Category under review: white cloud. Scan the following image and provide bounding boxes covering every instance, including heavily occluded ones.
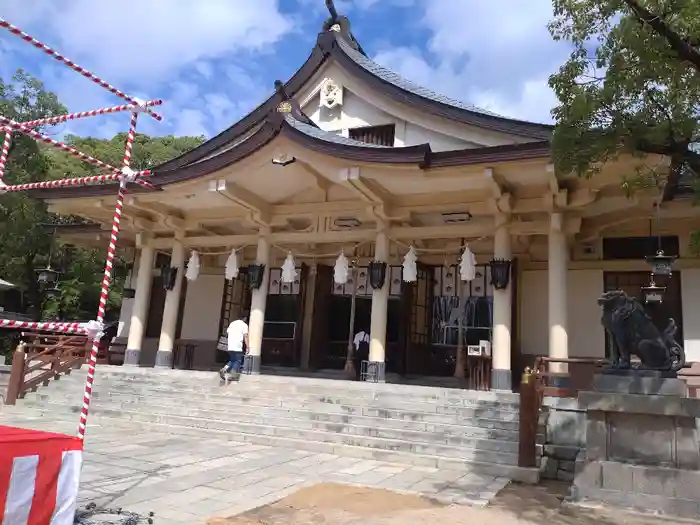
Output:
[2,1,293,82]
[371,0,568,123]
[1,0,567,139]
[1,1,294,139]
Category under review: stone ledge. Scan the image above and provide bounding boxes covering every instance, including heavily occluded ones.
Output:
[574,460,700,509]
[593,375,687,396]
[578,391,700,417]
[570,485,700,520]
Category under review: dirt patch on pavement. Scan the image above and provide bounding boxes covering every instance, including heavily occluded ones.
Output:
[207,481,699,525]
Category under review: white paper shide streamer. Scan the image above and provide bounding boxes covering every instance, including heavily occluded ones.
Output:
[225,249,239,281]
[281,252,297,283]
[334,252,349,284]
[185,250,200,281]
[459,245,477,281]
[402,246,417,282]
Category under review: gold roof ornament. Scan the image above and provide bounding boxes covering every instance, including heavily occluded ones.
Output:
[277,101,292,113]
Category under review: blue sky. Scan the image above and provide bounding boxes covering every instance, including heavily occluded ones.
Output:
[0,0,569,141]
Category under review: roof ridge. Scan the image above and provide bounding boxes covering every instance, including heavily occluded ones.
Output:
[333,34,540,124]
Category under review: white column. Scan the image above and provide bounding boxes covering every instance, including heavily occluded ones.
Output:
[124,236,155,366]
[368,227,389,381]
[246,234,270,374]
[491,215,512,391]
[548,212,569,381]
[155,238,185,367]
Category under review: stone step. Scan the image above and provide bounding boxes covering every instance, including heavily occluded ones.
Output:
[4,404,536,470]
[45,379,522,417]
[23,397,544,447]
[115,384,520,409]
[0,408,540,484]
[81,367,522,403]
[28,389,536,433]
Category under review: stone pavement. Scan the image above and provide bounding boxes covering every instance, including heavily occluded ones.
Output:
[2,414,509,525]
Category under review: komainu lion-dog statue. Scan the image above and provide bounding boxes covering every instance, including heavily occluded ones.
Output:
[598,290,685,372]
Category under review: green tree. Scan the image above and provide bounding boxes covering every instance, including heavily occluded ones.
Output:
[40,133,204,321]
[0,70,67,320]
[0,69,205,331]
[548,0,700,195]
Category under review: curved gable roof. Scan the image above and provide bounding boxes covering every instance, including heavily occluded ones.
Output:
[155,13,551,172]
[31,103,549,199]
[31,11,553,200]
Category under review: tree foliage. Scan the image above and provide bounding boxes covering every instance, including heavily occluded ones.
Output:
[548,0,700,195]
[0,69,205,333]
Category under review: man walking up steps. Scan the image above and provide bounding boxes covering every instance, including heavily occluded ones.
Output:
[219,315,249,381]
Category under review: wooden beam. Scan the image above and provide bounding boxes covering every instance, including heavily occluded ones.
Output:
[154,218,582,249]
[546,163,559,194]
[208,179,271,226]
[296,160,332,192]
[578,201,697,241]
[484,167,506,199]
[338,166,401,221]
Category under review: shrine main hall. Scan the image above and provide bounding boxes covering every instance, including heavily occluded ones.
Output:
[35,9,700,390]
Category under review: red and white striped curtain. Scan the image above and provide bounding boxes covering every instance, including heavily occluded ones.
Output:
[0,426,82,525]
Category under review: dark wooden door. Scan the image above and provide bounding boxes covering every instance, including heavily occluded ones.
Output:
[145,275,167,338]
[309,264,333,370]
[293,264,308,367]
[404,263,433,375]
[603,271,683,357]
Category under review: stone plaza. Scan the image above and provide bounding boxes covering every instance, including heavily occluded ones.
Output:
[0,410,508,524]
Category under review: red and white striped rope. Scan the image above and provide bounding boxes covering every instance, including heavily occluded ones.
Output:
[77,111,140,441]
[0,19,163,121]
[0,130,11,181]
[2,173,155,192]
[0,320,87,334]
[19,99,163,128]
[0,116,151,179]
[3,173,121,191]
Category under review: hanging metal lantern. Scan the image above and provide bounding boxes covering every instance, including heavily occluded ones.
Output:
[44,284,61,298]
[247,264,266,290]
[645,249,676,277]
[36,266,60,285]
[641,278,666,304]
[489,259,512,290]
[368,261,387,290]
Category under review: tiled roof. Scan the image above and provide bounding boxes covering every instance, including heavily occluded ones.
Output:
[336,36,506,119]
[284,114,392,148]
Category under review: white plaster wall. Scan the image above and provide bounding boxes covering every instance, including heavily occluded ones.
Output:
[117,297,134,338]
[568,270,605,358]
[520,269,604,358]
[681,269,700,363]
[180,275,225,340]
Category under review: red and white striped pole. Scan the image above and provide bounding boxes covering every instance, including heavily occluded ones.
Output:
[0,19,162,121]
[77,111,140,441]
[19,99,162,128]
[0,130,12,181]
[0,116,151,179]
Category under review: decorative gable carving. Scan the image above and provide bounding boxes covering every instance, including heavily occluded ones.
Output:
[319,78,344,109]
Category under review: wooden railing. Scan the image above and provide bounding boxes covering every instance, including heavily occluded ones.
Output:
[5,331,89,405]
[518,356,608,468]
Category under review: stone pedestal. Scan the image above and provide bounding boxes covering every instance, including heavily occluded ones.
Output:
[570,371,700,518]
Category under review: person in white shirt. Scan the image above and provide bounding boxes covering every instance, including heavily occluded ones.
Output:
[352,329,370,381]
[219,316,249,380]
